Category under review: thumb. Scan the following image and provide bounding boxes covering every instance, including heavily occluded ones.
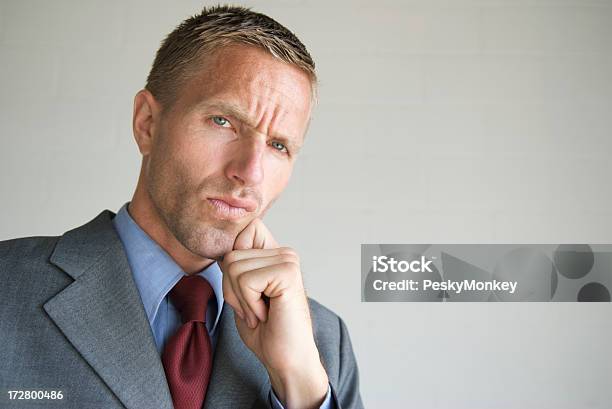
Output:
[234,218,278,250]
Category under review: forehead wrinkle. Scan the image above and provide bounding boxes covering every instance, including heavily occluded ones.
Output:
[252,95,277,141]
[250,79,310,144]
[251,94,305,152]
[267,103,285,145]
[250,98,302,153]
[252,75,307,117]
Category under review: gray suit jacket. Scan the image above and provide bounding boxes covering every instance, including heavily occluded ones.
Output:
[0,210,363,409]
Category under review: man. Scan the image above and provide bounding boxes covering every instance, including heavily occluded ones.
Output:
[0,5,363,409]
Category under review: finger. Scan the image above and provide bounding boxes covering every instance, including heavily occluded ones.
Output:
[229,253,299,278]
[233,310,246,328]
[253,220,270,249]
[237,261,303,322]
[222,251,299,326]
[234,219,278,250]
[234,220,256,250]
[222,273,245,320]
[225,255,292,323]
[233,280,260,329]
[224,247,295,265]
[223,261,260,328]
[256,220,279,249]
[233,309,254,340]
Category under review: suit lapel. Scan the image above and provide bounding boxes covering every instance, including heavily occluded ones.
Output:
[43,210,173,409]
[204,304,271,409]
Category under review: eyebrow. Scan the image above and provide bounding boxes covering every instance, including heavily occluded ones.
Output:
[195,100,303,153]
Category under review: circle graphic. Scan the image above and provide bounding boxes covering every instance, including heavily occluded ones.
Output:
[493,247,558,301]
[577,282,610,302]
[553,244,594,279]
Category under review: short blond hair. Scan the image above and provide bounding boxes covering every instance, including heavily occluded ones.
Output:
[145,5,317,110]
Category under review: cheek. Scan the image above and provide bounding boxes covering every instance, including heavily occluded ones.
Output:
[175,131,227,179]
[263,161,293,200]
[149,141,207,202]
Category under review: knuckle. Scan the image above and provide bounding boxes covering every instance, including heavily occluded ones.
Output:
[279,246,294,255]
[236,272,248,287]
[280,253,299,265]
[225,295,240,311]
[227,261,240,277]
[223,250,238,265]
[279,247,298,260]
[281,261,300,273]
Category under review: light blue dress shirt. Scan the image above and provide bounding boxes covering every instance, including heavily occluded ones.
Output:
[112,202,334,409]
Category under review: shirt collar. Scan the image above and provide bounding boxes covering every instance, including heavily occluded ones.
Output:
[112,202,224,331]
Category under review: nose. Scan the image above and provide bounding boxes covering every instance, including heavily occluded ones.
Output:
[225,135,265,187]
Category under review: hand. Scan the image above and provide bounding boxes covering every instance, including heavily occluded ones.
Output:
[219,218,329,409]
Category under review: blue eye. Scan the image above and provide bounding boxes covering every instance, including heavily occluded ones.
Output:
[270,141,287,153]
[212,116,231,127]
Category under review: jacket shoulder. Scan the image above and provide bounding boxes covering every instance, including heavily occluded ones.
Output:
[0,235,59,268]
[0,235,66,301]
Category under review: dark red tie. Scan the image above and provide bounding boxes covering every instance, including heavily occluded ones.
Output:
[162,275,215,409]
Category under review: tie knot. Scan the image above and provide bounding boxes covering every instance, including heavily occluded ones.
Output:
[169,275,214,323]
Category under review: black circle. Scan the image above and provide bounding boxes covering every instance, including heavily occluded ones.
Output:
[577,282,610,302]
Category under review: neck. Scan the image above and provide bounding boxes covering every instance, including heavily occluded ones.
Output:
[128,176,215,275]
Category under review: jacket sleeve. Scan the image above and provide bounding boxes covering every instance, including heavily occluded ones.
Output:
[269,383,335,409]
[330,316,364,409]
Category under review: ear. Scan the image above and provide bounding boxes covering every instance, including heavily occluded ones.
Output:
[132,89,161,156]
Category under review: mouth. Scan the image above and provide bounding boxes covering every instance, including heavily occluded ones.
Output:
[206,197,256,221]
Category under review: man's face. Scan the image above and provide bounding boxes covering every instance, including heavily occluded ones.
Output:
[144,44,313,259]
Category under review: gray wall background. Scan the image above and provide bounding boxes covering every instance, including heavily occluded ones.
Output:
[1,1,611,407]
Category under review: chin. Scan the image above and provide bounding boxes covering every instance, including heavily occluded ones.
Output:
[185,226,238,260]
[170,210,248,260]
